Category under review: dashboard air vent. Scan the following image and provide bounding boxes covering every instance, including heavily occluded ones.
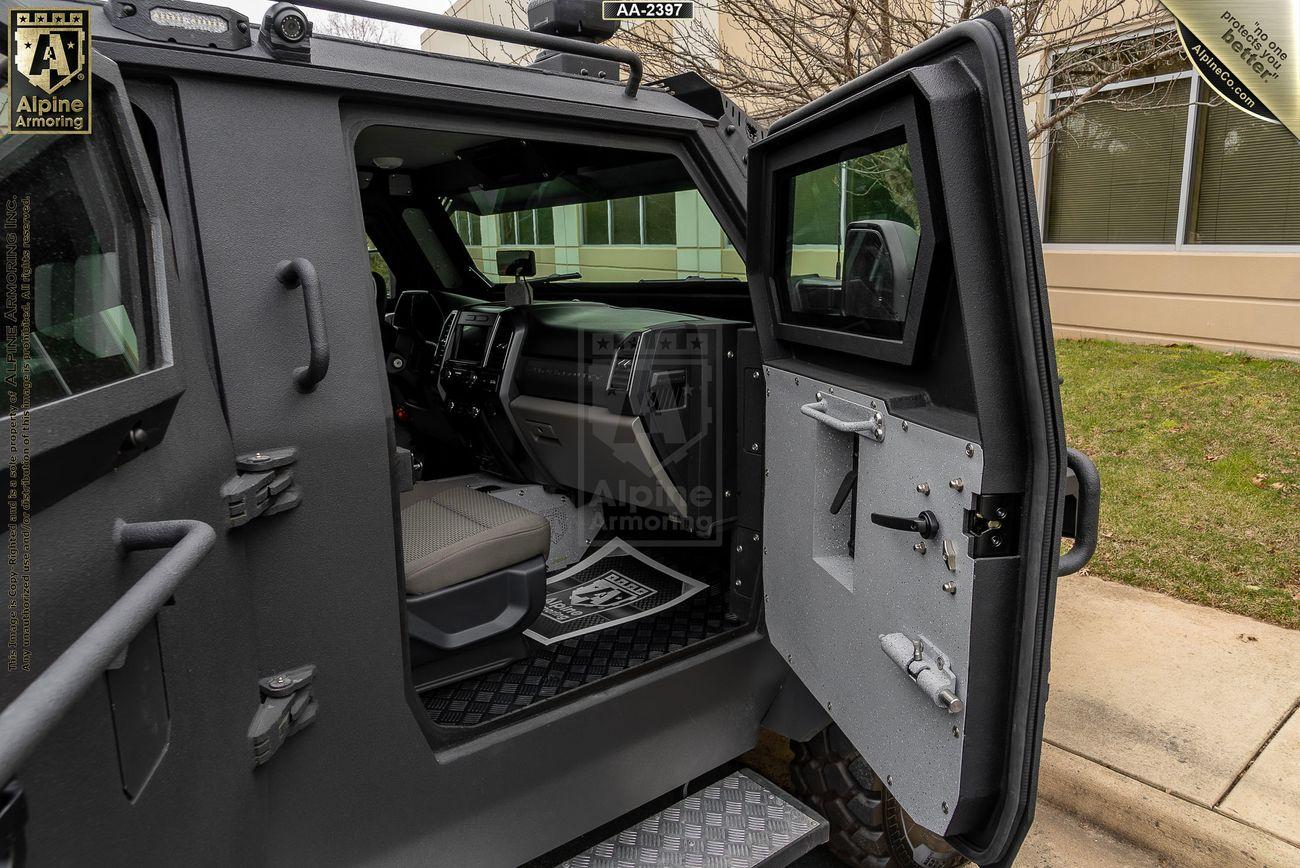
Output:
[435,312,456,360]
[605,331,642,394]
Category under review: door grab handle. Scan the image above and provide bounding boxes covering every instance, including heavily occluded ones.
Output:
[0,519,215,786]
[1058,448,1100,576]
[277,258,330,392]
[800,399,884,441]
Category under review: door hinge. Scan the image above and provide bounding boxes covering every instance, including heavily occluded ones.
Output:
[880,633,963,714]
[247,664,318,767]
[222,447,301,528]
[963,492,1021,557]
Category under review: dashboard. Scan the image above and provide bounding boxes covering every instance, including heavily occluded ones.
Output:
[428,300,742,533]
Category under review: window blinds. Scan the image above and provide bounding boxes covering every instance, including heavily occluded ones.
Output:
[1046,79,1190,243]
[1192,103,1300,244]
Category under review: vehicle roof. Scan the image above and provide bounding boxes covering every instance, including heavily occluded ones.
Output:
[68,0,718,127]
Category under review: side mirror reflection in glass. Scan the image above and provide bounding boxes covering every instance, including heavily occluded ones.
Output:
[841,219,919,324]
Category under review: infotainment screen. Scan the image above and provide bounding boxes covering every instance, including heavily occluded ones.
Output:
[454,323,489,363]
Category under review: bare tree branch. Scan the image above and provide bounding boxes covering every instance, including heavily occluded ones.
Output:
[317,12,399,45]
[436,0,1179,141]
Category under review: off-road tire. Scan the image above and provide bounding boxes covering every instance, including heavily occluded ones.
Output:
[789,724,968,868]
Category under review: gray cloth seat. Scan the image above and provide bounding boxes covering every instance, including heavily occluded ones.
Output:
[400,481,550,595]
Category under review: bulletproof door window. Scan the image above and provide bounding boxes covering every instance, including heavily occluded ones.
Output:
[2,111,153,407]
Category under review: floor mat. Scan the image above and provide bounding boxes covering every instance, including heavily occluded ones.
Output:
[525,538,707,646]
[421,584,732,728]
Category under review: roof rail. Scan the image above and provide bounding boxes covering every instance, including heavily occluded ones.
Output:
[296,0,643,97]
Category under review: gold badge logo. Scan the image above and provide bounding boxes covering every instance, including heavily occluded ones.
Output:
[7,9,92,134]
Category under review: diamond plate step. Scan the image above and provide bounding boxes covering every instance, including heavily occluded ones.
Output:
[562,769,828,868]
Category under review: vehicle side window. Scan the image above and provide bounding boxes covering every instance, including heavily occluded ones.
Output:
[2,114,152,407]
[781,141,921,340]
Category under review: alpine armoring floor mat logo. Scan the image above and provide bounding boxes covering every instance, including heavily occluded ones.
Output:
[525,538,707,645]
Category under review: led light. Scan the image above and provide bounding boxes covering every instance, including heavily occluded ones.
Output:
[148,6,228,33]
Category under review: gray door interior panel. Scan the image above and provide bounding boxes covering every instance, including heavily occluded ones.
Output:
[762,364,983,834]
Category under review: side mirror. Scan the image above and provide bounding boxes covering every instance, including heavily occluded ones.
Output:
[496,249,536,279]
[841,220,919,323]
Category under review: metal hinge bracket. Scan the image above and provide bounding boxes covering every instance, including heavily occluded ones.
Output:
[222,447,300,528]
[247,664,318,767]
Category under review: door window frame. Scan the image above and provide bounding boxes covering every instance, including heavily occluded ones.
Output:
[749,83,940,365]
[0,54,183,515]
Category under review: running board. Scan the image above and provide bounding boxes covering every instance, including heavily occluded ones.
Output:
[562,769,828,867]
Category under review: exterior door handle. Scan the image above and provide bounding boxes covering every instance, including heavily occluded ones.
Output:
[277,258,330,392]
[1059,448,1100,576]
[0,520,215,786]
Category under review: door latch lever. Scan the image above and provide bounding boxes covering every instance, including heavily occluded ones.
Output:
[870,510,939,539]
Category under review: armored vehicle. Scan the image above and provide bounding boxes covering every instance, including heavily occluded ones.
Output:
[0,0,1099,864]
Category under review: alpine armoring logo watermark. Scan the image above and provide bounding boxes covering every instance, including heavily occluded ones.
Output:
[8,8,92,135]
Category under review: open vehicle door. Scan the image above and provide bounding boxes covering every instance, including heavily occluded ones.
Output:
[0,50,264,862]
[749,11,1066,865]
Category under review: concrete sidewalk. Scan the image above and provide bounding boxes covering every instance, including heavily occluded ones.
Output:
[1041,574,1300,867]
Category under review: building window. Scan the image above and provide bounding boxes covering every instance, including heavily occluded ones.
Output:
[450,209,482,246]
[1045,77,1190,244]
[1189,101,1300,244]
[1043,31,1300,247]
[581,194,677,244]
[498,208,554,246]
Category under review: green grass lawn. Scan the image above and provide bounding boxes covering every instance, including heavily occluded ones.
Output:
[1056,339,1300,629]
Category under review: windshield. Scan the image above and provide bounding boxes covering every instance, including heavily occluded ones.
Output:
[354,126,746,285]
[446,186,742,284]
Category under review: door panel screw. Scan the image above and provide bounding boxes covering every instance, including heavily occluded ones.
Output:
[916,482,930,495]
[943,581,957,594]
[965,443,975,457]
[949,478,964,491]
[913,542,926,555]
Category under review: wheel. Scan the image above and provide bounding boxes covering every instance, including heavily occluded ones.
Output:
[789,724,968,868]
